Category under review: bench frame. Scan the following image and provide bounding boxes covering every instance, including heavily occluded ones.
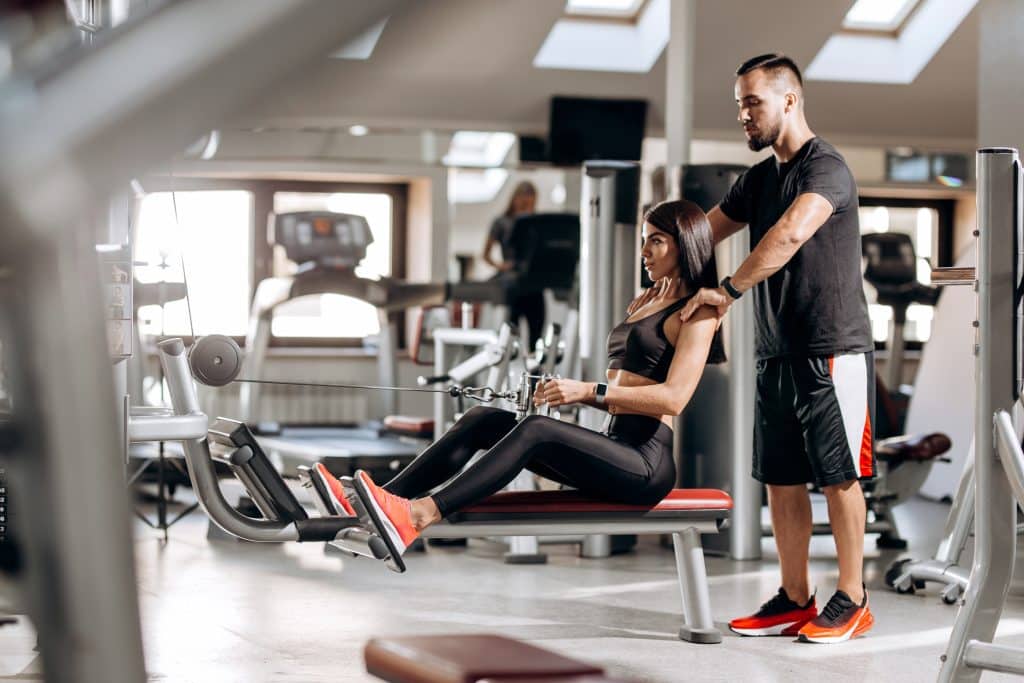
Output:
[419,513,726,644]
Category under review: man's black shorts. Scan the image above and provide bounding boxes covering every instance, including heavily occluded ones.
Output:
[753,353,876,488]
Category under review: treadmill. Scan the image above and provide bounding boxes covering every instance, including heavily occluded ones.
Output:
[240,211,449,479]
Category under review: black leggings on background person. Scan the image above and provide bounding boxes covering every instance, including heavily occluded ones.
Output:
[509,291,546,348]
[383,406,677,517]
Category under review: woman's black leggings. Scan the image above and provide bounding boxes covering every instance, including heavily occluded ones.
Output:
[382,406,676,517]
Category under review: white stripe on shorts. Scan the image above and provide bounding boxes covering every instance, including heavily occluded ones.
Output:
[831,353,871,478]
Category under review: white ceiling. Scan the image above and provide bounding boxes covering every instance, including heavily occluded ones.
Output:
[236,0,980,147]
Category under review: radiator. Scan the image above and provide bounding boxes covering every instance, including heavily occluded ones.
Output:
[198,383,370,425]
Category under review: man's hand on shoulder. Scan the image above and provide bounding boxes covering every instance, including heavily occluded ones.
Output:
[680,286,731,325]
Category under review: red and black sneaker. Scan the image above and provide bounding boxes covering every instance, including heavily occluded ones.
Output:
[310,463,356,516]
[729,588,817,637]
[797,588,874,644]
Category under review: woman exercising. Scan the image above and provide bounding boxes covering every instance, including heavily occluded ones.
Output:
[314,199,726,564]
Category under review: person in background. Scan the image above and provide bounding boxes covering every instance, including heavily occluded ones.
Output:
[481,180,544,346]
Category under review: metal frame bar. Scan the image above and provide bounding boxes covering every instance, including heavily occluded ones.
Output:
[938,148,1022,682]
[422,519,721,538]
[421,515,724,644]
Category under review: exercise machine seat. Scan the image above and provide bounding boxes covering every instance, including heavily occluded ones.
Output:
[364,634,627,683]
[876,432,952,464]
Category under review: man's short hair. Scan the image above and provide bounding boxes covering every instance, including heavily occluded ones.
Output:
[736,53,803,88]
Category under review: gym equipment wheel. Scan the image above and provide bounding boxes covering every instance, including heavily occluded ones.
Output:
[885,558,915,593]
[941,584,963,605]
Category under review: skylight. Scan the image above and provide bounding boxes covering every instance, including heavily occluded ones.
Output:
[565,0,646,19]
[843,0,920,32]
[535,0,668,73]
[330,18,388,60]
[442,131,516,168]
[806,0,977,84]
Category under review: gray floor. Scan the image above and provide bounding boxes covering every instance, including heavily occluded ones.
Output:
[5,491,1024,682]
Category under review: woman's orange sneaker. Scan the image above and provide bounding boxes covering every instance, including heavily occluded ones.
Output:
[311,463,356,516]
[351,469,420,558]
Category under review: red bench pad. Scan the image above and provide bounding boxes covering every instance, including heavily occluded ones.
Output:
[365,634,604,683]
[459,488,733,515]
[383,415,435,437]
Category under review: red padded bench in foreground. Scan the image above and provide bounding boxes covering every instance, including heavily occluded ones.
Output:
[420,488,733,644]
[365,634,631,683]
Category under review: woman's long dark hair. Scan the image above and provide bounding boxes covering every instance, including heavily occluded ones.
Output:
[643,199,726,364]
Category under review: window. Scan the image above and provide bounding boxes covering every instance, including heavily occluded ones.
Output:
[535,0,668,73]
[859,198,954,347]
[565,0,646,19]
[133,178,408,348]
[443,131,516,168]
[134,190,252,338]
[806,0,976,85]
[842,0,920,33]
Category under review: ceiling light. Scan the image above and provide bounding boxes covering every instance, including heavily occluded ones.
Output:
[348,125,369,137]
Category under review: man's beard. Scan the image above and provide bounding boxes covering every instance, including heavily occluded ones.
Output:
[745,121,781,151]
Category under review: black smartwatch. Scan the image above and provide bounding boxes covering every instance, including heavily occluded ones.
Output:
[720,276,743,300]
[594,382,608,405]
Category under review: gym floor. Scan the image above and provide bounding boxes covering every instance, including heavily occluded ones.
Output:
[4,491,1024,682]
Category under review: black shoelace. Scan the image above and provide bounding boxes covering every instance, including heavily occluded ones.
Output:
[760,590,797,614]
[819,593,855,623]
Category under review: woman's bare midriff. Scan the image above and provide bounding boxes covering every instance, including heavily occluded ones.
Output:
[605,368,674,429]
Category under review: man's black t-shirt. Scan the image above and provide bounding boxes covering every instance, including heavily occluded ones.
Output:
[719,137,872,360]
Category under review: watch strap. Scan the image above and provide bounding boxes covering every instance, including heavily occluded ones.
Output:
[721,276,743,300]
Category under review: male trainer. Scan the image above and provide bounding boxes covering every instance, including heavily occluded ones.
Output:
[680,54,875,643]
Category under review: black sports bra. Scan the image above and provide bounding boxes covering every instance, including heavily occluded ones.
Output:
[606,296,693,383]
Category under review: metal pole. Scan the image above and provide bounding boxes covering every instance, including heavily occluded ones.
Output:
[665,0,696,173]
[939,147,1020,682]
[2,227,147,683]
[728,235,760,560]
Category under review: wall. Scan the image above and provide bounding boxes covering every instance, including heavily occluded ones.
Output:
[978,0,1024,153]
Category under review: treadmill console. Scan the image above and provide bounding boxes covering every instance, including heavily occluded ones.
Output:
[272,211,373,270]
